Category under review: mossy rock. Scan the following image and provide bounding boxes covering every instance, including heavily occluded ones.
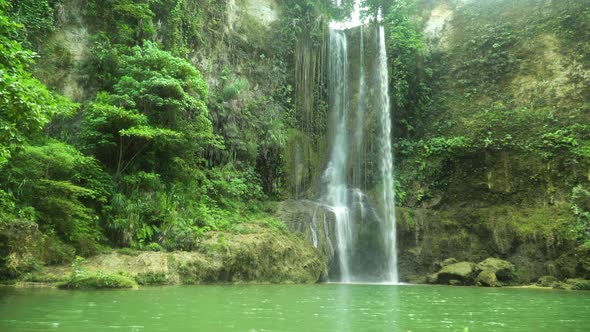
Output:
[476,269,498,287]
[477,258,514,281]
[58,272,138,289]
[406,275,428,284]
[426,273,438,284]
[436,261,477,285]
[431,258,457,271]
[442,258,458,267]
[537,275,558,288]
[0,220,44,279]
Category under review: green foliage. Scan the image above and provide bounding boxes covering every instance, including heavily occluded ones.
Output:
[553,278,590,291]
[279,0,335,47]
[81,98,181,177]
[450,21,519,91]
[144,242,164,252]
[387,0,428,107]
[86,0,155,47]
[0,142,111,250]
[7,0,55,47]
[0,2,75,165]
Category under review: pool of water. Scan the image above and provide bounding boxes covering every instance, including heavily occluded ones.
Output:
[1,283,589,331]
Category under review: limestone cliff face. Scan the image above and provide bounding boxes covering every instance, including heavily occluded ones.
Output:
[35,0,89,101]
[391,0,590,283]
[35,0,283,106]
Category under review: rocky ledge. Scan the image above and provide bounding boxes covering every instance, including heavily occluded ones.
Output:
[5,225,327,288]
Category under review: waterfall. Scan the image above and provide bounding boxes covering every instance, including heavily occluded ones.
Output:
[378,25,398,283]
[321,6,398,283]
[324,28,353,282]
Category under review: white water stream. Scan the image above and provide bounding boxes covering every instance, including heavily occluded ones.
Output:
[322,3,398,283]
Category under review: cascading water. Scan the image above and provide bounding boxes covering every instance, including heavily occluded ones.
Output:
[321,5,398,283]
[324,28,354,282]
[378,25,398,283]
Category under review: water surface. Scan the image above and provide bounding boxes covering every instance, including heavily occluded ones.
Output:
[1,284,588,331]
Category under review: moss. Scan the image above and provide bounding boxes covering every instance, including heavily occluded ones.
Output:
[58,271,138,289]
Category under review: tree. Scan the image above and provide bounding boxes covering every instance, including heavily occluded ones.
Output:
[82,41,218,179]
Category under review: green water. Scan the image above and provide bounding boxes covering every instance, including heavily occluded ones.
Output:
[1,284,589,331]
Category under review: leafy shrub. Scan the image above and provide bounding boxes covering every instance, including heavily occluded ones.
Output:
[537,275,558,287]
[1,142,111,249]
[553,278,590,291]
[40,234,76,265]
[144,242,164,252]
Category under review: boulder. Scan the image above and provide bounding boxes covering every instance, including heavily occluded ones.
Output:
[432,257,458,271]
[426,273,438,284]
[477,257,514,281]
[436,261,477,285]
[476,269,498,287]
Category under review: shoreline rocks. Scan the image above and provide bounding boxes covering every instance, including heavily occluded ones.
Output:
[428,257,515,287]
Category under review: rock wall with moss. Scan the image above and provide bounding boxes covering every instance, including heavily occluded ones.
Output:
[393,0,590,282]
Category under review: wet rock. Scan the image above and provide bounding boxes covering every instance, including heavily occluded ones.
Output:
[436,261,477,285]
[477,257,514,281]
[476,269,498,287]
[426,273,438,284]
[406,275,427,284]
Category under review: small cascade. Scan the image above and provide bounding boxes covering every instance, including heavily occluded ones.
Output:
[311,207,319,248]
[320,3,398,283]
